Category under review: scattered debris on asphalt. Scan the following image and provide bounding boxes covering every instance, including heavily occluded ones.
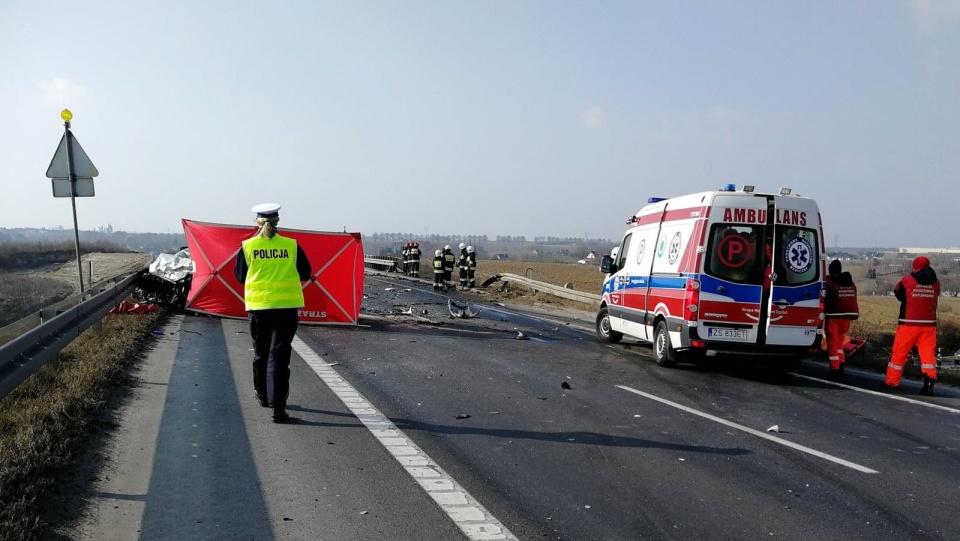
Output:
[455,413,471,419]
[767,425,780,433]
[561,381,572,390]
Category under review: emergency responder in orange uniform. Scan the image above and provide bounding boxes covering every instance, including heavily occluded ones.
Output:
[823,260,858,378]
[884,256,940,395]
[433,250,444,291]
[234,203,312,423]
[442,245,456,291]
[458,243,469,289]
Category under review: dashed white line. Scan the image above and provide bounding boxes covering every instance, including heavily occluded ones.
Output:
[292,336,518,541]
[616,384,879,474]
[789,373,960,414]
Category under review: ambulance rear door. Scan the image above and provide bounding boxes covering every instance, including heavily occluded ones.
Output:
[765,196,823,347]
[696,194,766,346]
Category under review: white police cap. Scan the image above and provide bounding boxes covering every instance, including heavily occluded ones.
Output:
[251,203,281,219]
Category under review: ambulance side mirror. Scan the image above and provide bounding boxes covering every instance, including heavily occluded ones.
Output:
[600,255,616,274]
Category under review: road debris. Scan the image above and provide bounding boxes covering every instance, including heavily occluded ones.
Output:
[455,413,471,419]
[516,331,528,340]
[561,381,572,390]
[448,299,481,318]
[767,425,780,433]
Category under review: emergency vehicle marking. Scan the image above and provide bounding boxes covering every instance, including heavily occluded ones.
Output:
[785,238,813,274]
[636,240,645,264]
[716,234,753,268]
[634,207,709,226]
[719,208,808,226]
[667,232,682,264]
[657,239,665,257]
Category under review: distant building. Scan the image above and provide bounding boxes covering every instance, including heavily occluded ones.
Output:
[898,247,960,255]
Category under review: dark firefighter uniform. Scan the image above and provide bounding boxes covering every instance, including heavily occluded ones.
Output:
[401,243,410,275]
[433,250,444,291]
[234,204,312,423]
[466,246,477,288]
[458,244,469,289]
[410,243,421,278]
[442,246,455,290]
[823,260,859,375]
[885,256,940,395]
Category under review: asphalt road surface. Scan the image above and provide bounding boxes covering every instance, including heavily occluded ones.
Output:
[66,272,960,541]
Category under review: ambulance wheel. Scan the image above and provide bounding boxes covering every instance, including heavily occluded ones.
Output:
[596,308,622,344]
[653,321,676,367]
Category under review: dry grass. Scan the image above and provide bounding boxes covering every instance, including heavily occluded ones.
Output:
[475,260,604,311]
[0,311,163,541]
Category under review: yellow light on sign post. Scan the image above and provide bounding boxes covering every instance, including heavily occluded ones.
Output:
[61,109,73,122]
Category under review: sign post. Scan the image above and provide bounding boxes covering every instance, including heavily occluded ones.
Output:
[45,109,99,293]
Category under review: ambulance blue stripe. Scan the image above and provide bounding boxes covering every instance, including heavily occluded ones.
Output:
[699,275,762,302]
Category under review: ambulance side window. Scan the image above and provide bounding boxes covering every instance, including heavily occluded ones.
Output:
[705,224,762,284]
[775,227,819,286]
[617,234,632,270]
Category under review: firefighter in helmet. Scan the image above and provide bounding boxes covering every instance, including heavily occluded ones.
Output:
[458,242,469,289]
[442,245,455,291]
[466,245,477,288]
[433,249,444,291]
[410,242,421,278]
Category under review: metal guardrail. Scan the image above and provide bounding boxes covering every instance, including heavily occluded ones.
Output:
[493,273,601,305]
[363,256,399,272]
[0,271,143,401]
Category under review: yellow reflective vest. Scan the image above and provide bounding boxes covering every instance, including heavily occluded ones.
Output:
[241,235,305,310]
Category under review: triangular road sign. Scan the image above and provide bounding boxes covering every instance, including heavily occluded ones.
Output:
[46,133,99,178]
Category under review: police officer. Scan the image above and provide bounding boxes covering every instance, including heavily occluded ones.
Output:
[466,245,477,288]
[457,242,469,289]
[442,245,456,291]
[433,250,444,291]
[234,203,312,423]
[410,242,421,278]
[884,256,941,395]
[824,260,859,379]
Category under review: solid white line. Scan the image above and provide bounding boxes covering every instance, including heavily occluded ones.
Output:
[292,336,518,541]
[616,385,879,474]
[789,373,960,414]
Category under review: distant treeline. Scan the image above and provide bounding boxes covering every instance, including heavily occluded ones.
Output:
[0,227,186,257]
[0,240,131,272]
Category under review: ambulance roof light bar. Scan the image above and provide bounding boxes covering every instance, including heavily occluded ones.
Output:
[779,187,792,196]
[647,197,666,204]
[722,183,736,192]
[742,185,755,193]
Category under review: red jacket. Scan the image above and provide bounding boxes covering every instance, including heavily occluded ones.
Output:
[824,271,859,320]
[895,267,940,326]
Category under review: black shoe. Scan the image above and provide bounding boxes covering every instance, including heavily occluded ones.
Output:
[881,383,900,393]
[921,376,936,396]
[272,409,290,423]
[255,392,270,408]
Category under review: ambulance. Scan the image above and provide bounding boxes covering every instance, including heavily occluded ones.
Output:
[596,185,825,368]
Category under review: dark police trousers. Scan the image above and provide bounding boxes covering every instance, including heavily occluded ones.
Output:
[249,308,299,410]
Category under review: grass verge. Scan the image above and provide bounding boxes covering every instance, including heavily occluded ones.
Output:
[0,311,164,541]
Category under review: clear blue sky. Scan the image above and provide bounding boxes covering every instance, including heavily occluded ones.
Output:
[1,1,958,247]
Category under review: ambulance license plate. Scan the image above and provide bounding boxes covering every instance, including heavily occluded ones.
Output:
[707,328,748,341]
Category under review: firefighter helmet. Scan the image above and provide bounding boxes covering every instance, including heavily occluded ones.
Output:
[435,250,442,257]
[467,246,474,254]
[459,243,466,249]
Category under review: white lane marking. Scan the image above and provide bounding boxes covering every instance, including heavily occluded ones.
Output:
[616,385,879,474]
[293,337,518,541]
[789,373,960,414]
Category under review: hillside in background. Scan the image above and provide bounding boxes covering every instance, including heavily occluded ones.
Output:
[0,227,186,256]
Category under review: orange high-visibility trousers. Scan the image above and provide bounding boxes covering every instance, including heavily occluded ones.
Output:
[885,325,938,386]
[825,319,851,371]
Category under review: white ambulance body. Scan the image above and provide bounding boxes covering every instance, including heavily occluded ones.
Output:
[596,185,825,367]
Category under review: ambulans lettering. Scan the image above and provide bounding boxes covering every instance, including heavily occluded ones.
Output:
[776,209,807,226]
[719,207,807,226]
[721,208,766,224]
[252,248,290,260]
